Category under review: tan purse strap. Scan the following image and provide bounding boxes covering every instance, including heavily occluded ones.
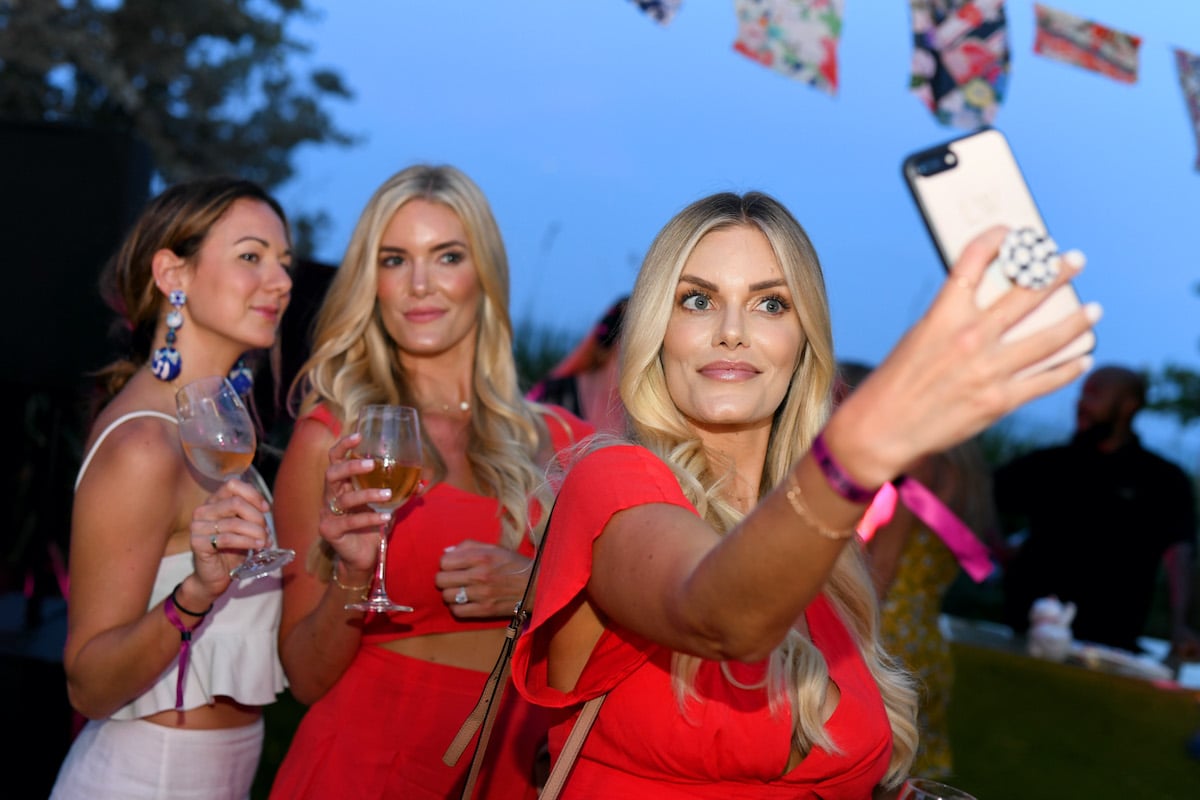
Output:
[539,694,606,800]
[441,614,521,767]
[444,503,554,796]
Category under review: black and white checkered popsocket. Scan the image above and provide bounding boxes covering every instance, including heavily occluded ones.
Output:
[996,227,1060,290]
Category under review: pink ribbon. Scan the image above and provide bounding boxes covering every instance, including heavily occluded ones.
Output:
[857,477,995,583]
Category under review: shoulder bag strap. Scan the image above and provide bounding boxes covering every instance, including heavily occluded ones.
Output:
[539,693,605,800]
[441,548,541,770]
[443,503,553,790]
[443,499,606,799]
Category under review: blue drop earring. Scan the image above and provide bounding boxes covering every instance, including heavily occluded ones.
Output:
[150,290,186,381]
[227,357,253,396]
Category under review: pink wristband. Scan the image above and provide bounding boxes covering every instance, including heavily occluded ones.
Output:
[810,432,879,504]
[163,595,200,711]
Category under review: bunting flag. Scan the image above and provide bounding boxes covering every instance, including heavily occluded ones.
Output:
[909,1,1010,130]
[732,0,844,95]
[1032,3,1141,84]
[629,0,682,25]
[1176,48,1200,172]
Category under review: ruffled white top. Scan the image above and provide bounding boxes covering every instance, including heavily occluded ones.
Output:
[76,410,287,719]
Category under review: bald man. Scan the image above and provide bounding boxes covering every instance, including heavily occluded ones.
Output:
[994,365,1199,657]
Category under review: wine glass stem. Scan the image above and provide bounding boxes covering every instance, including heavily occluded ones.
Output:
[371,522,390,601]
[224,476,259,558]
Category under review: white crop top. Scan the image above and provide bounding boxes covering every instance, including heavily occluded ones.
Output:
[76,410,287,718]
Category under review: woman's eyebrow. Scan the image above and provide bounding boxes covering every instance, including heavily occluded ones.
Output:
[678,275,786,292]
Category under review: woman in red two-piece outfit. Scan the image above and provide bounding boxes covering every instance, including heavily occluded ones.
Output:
[269,165,591,799]
[512,192,1100,797]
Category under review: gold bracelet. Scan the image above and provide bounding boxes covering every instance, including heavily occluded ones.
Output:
[331,555,371,596]
[784,474,859,541]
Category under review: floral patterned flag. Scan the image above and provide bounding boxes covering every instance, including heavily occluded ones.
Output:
[909,1,1010,130]
[733,0,844,95]
[1032,3,1141,84]
[1175,48,1200,171]
[629,0,682,25]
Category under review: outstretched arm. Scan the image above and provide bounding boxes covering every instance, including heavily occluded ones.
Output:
[551,227,1100,689]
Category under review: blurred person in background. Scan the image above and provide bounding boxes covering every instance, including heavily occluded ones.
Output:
[527,295,629,434]
[996,364,1199,657]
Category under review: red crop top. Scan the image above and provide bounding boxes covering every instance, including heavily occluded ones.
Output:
[303,403,592,643]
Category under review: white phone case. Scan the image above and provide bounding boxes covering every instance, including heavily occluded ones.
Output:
[903,128,1095,373]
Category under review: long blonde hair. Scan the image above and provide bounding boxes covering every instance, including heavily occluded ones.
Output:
[619,192,917,785]
[292,165,554,551]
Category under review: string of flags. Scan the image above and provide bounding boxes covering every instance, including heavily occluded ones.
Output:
[626,0,1200,171]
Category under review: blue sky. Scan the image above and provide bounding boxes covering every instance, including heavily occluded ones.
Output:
[277,1,1200,467]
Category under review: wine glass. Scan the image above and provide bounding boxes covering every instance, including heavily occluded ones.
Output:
[898,778,978,800]
[175,375,295,580]
[345,405,424,613]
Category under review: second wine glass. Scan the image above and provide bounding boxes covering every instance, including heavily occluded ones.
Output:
[175,375,295,580]
[898,778,978,800]
[345,405,424,613]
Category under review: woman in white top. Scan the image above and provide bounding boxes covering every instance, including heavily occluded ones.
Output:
[51,177,292,799]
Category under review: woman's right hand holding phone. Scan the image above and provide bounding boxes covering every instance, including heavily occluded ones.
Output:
[825,225,1101,490]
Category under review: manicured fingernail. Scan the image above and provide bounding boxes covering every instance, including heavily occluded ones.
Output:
[360,459,375,469]
[1062,250,1085,271]
[1079,355,1094,373]
[444,545,456,552]
[379,489,392,499]
[379,511,392,521]
[1084,302,1103,322]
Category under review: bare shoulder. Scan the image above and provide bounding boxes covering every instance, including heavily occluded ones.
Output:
[280,415,338,464]
[77,410,185,495]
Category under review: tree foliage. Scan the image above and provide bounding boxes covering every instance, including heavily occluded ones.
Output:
[1145,281,1200,427]
[0,0,355,190]
[1147,363,1200,427]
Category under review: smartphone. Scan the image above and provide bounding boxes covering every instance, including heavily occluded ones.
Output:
[902,127,1095,374]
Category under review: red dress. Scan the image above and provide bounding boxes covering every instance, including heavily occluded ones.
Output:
[270,405,592,800]
[512,445,893,799]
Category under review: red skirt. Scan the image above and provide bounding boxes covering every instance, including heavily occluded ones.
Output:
[270,645,548,800]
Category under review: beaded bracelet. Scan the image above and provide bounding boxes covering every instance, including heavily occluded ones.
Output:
[810,432,879,504]
[783,474,859,541]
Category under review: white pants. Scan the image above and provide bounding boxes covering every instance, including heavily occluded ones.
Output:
[49,717,263,800]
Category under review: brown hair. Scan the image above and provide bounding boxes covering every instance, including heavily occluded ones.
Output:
[95,177,288,397]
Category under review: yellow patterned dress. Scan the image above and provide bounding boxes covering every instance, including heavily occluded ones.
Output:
[878,524,961,780]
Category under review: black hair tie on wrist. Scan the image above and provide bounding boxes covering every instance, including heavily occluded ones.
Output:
[169,582,213,618]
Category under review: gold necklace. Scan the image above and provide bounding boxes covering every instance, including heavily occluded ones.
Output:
[429,400,470,414]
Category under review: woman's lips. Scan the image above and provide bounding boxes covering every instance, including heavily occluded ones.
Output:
[251,305,281,322]
[699,361,760,381]
[404,307,446,323]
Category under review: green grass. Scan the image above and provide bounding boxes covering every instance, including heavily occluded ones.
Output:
[947,643,1200,799]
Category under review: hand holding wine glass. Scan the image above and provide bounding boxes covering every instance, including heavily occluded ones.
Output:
[176,375,295,580]
[345,405,424,613]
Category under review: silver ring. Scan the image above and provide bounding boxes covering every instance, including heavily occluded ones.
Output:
[454,586,469,605]
[328,497,345,516]
[210,532,219,551]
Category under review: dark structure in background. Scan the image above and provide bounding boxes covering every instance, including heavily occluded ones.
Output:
[0,119,335,796]
[0,120,153,797]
